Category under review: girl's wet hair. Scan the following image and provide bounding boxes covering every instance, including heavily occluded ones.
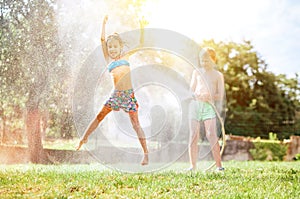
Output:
[106,33,124,47]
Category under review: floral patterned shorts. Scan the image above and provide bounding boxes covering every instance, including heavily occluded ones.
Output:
[104,89,139,113]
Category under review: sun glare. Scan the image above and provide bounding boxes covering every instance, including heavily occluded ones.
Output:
[141,0,268,42]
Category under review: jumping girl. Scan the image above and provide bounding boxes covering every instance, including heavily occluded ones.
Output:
[76,15,149,166]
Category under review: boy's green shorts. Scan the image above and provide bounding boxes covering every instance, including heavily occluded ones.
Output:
[190,101,216,121]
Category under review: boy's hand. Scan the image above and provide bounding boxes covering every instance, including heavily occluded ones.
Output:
[196,93,213,102]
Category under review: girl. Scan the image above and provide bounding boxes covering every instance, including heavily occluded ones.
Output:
[76,15,149,166]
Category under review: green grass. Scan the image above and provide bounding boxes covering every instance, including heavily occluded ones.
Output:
[42,138,79,150]
[0,161,299,198]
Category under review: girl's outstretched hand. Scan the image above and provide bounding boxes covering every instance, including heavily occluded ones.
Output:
[139,16,148,29]
[103,15,108,24]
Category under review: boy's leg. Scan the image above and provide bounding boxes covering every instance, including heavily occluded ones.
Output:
[204,118,222,168]
[76,106,112,150]
[189,119,200,170]
[129,111,149,165]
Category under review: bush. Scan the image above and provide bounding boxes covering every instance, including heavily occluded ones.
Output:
[295,154,300,161]
[249,141,288,161]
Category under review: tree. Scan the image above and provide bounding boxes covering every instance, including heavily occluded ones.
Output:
[202,39,300,139]
[0,0,28,144]
[0,0,69,163]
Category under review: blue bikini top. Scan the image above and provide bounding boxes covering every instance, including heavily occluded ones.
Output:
[108,60,130,72]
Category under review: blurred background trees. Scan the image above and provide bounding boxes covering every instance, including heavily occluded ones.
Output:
[202,40,300,139]
[0,0,73,162]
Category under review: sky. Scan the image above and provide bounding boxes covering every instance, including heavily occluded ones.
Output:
[56,0,299,78]
[140,0,300,78]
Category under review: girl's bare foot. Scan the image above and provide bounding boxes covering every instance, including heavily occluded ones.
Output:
[141,153,148,166]
[76,138,87,151]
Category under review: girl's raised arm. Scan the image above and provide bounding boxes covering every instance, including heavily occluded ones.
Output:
[139,17,148,47]
[215,72,225,101]
[101,15,109,63]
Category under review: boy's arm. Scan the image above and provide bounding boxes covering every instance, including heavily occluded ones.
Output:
[214,72,225,101]
[101,15,109,63]
[190,70,197,93]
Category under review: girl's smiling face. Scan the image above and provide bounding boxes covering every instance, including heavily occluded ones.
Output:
[107,38,122,59]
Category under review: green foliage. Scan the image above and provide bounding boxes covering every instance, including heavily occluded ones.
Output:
[104,0,148,28]
[202,40,300,139]
[250,141,288,161]
[0,0,75,142]
[268,132,278,141]
[295,154,300,161]
[0,162,299,198]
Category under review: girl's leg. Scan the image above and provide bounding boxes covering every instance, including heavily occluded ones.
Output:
[129,111,149,165]
[76,106,112,150]
[189,120,200,170]
[204,118,222,168]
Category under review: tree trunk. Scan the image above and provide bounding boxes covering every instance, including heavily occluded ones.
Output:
[26,106,45,163]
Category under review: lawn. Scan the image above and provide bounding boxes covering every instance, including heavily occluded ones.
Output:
[0,161,299,198]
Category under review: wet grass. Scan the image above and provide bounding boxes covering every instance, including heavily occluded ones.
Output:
[0,161,299,198]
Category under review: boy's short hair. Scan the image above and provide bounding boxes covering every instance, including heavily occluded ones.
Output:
[199,47,217,63]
